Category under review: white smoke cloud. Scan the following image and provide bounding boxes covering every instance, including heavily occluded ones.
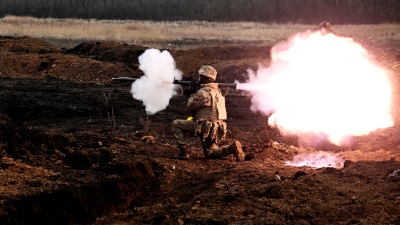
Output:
[285,152,345,168]
[130,49,182,115]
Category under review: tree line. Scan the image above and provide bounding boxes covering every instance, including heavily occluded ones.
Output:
[1,0,399,24]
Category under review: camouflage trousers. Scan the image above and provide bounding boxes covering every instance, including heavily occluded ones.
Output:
[172,119,197,146]
[172,119,231,159]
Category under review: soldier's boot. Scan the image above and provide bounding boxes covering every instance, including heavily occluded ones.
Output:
[174,144,190,160]
[207,141,245,162]
[227,141,245,162]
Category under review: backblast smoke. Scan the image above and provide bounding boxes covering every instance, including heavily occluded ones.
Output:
[285,152,345,169]
[130,49,182,115]
[237,31,393,146]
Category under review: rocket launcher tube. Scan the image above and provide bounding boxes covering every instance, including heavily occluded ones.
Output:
[112,77,237,89]
[112,77,138,82]
[172,78,237,89]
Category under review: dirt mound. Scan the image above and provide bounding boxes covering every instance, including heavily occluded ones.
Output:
[0,37,268,84]
[0,36,400,225]
[67,41,147,75]
[171,45,271,80]
[67,40,271,82]
[174,45,271,61]
[0,36,61,54]
[0,38,135,83]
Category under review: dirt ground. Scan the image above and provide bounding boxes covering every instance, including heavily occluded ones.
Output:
[0,35,400,225]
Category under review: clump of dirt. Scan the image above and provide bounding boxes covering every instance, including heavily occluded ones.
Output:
[0,36,400,225]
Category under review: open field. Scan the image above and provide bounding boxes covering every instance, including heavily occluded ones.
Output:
[1,16,400,49]
[0,18,400,224]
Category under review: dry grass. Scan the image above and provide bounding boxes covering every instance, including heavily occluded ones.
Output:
[0,15,399,49]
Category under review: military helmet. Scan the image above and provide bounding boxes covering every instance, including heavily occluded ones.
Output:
[316,21,331,30]
[325,22,332,30]
[198,65,217,80]
[318,21,326,28]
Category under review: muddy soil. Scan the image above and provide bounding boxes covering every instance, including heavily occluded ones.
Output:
[0,36,400,225]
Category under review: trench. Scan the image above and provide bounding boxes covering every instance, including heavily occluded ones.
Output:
[0,160,160,225]
[0,77,162,224]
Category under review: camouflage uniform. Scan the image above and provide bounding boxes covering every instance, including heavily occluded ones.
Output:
[172,119,196,146]
[172,65,245,161]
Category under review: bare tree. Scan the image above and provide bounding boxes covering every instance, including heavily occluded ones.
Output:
[79,0,95,19]
[0,0,399,23]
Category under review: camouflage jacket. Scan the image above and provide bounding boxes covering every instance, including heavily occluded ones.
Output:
[187,83,227,122]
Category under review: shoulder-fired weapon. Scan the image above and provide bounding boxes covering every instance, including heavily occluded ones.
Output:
[112,77,237,89]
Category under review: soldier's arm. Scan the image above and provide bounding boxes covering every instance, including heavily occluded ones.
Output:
[187,90,211,113]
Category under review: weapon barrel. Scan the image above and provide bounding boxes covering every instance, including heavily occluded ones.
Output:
[172,79,236,89]
[112,77,138,82]
[172,80,193,85]
[217,83,237,89]
[112,77,237,89]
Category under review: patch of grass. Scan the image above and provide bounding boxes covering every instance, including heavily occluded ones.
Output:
[1,16,399,49]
